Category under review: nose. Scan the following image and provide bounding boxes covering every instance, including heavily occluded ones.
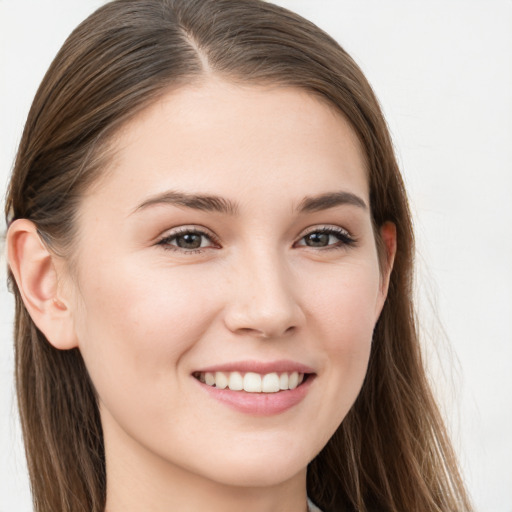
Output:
[223,249,305,339]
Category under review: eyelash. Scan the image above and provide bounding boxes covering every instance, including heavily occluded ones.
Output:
[157,227,220,254]
[295,226,356,250]
[156,225,356,254]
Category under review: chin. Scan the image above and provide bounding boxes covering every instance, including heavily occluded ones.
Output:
[191,452,309,488]
[203,461,307,487]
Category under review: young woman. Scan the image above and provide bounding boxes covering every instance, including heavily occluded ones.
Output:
[5,0,473,511]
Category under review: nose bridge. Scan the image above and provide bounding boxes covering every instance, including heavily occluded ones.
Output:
[225,244,303,338]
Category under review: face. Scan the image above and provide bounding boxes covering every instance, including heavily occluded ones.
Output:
[65,80,392,490]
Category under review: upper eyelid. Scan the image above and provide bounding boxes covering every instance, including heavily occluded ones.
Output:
[158,225,217,239]
[298,224,353,238]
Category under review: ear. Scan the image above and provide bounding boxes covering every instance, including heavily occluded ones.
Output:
[375,221,397,314]
[6,219,78,350]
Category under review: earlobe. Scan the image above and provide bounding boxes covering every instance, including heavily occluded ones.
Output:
[7,219,78,350]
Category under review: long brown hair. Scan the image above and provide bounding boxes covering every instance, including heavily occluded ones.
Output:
[5,1,472,510]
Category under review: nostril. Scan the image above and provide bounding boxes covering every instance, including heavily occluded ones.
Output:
[236,325,297,339]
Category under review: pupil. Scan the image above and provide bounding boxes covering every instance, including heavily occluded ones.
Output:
[306,232,329,247]
[177,233,202,249]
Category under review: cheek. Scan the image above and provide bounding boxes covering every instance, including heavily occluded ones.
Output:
[309,259,381,346]
[72,260,220,403]
[306,261,380,417]
[71,260,229,460]
[79,257,215,338]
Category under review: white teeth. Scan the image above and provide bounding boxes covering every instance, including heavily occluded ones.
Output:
[262,373,280,393]
[197,371,306,393]
[288,371,299,390]
[228,371,243,391]
[215,371,228,389]
[243,372,261,392]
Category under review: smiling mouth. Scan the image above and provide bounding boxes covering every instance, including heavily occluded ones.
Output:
[193,371,311,393]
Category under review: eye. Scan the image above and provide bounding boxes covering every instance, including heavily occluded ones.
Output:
[157,227,219,253]
[295,226,355,249]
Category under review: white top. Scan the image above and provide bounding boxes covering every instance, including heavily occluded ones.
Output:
[307,497,323,512]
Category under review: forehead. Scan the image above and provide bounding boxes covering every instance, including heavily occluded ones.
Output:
[85,80,368,213]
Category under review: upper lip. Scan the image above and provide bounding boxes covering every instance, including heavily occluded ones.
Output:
[193,359,315,375]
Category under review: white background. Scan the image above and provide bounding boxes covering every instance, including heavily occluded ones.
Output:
[1,1,511,510]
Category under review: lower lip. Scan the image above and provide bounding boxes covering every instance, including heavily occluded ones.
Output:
[195,375,315,416]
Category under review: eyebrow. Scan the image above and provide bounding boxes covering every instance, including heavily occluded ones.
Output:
[133,189,367,216]
[133,191,240,215]
[297,191,367,212]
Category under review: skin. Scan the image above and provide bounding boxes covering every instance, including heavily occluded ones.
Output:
[8,79,396,512]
